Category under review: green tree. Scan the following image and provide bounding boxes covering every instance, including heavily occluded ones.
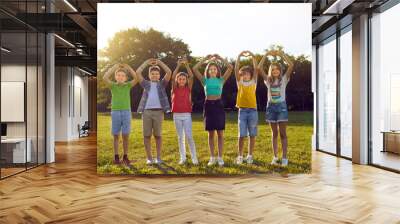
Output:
[97,28,192,112]
[97,29,313,112]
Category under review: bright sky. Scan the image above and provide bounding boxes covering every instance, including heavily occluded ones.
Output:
[98,3,311,58]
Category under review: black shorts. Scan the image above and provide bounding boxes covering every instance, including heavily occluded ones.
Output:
[203,99,225,131]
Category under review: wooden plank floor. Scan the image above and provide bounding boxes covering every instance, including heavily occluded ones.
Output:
[1,135,400,224]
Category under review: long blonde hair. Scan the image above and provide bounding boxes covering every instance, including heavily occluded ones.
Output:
[267,62,283,83]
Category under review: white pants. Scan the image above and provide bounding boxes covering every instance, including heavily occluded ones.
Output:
[173,113,197,161]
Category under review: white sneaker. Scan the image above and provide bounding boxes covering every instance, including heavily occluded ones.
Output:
[207,157,216,166]
[178,159,186,165]
[281,158,288,167]
[146,159,153,165]
[192,158,199,165]
[154,158,163,165]
[246,155,253,164]
[236,156,243,164]
[271,156,279,165]
[217,157,224,167]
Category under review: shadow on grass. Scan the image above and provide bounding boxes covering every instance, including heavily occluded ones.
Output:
[98,157,310,175]
[154,162,184,175]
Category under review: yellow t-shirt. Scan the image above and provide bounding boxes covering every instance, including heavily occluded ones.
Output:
[236,80,257,109]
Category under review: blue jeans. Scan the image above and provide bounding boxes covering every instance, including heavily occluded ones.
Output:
[238,108,258,137]
[265,101,288,123]
[111,110,132,135]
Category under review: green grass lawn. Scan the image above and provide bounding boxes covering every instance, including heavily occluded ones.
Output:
[97,111,312,175]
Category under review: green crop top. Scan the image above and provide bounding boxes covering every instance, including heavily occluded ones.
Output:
[203,77,224,96]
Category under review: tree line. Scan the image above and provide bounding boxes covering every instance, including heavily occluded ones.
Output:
[97,28,313,113]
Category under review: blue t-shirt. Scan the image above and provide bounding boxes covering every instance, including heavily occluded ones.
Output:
[145,82,162,109]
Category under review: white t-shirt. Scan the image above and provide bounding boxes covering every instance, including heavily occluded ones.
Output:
[264,75,289,103]
[145,82,162,109]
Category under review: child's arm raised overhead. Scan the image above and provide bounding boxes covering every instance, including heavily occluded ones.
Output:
[184,60,194,90]
[215,54,233,82]
[257,52,270,82]
[136,59,153,84]
[158,59,172,84]
[172,59,184,89]
[277,51,294,80]
[193,55,211,86]
[235,51,244,83]
[122,64,138,86]
[249,51,258,82]
[103,63,120,85]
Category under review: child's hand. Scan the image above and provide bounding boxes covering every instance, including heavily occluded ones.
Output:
[120,63,129,68]
[241,51,252,57]
[205,54,213,60]
[180,58,188,65]
[207,54,219,63]
[213,54,221,60]
[149,58,157,66]
[269,50,278,56]
[112,63,121,69]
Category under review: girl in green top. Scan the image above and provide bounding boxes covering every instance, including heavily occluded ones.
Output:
[193,54,233,167]
[103,63,138,166]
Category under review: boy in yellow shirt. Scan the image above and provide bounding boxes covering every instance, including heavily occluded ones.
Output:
[234,51,258,164]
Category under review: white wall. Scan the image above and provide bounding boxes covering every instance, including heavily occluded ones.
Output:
[54,66,89,141]
[1,65,26,138]
[54,66,69,141]
[1,63,46,164]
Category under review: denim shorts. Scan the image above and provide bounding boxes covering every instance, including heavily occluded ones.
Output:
[238,108,258,137]
[111,110,132,135]
[265,101,288,123]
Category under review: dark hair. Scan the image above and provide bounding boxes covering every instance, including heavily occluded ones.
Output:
[239,65,253,78]
[204,62,221,78]
[176,72,188,79]
[175,72,189,87]
[149,65,161,73]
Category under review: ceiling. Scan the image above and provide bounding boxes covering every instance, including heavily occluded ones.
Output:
[0,0,392,76]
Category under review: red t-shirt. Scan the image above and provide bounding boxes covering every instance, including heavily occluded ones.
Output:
[171,86,192,113]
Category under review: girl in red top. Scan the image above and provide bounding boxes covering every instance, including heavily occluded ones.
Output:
[171,58,198,165]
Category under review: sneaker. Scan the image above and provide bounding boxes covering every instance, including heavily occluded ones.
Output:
[146,159,153,165]
[217,157,224,167]
[207,157,216,166]
[178,159,186,165]
[113,155,121,165]
[154,158,163,165]
[281,158,288,167]
[122,155,131,166]
[246,155,253,164]
[236,156,243,165]
[192,158,199,165]
[271,156,279,165]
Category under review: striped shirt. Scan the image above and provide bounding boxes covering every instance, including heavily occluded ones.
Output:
[264,75,289,103]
